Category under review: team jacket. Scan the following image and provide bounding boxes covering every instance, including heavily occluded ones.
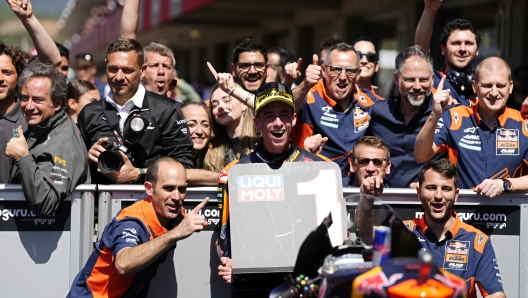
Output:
[433,104,528,189]
[361,86,385,102]
[67,199,185,298]
[291,79,377,186]
[434,70,476,107]
[9,110,90,217]
[404,213,504,298]
[216,143,329,259]
[77,90,194,184]
[368,96,446,188]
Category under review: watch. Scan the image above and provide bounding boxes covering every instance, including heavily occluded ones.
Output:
[136,168,146,184]
[501,178,512,192]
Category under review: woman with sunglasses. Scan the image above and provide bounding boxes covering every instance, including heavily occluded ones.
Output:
[353,37,384,101]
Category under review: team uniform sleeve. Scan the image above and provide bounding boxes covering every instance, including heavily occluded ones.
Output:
[160,103,195,169]
[433,112,451,152]
[109,220,149,257]
[474,239,504,295]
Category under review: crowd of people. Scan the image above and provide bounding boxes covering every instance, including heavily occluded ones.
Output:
[0,0,520,297]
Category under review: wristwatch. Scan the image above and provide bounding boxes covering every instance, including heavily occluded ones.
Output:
[501,178,512,193]
[136,168,146,184]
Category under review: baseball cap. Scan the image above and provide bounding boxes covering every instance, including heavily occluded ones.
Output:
[254,82,295,115]
[74,53,94,68]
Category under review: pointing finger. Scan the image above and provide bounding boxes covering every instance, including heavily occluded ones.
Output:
[190,197,209,215]
[438,75,446,91]
[207,62,218,79]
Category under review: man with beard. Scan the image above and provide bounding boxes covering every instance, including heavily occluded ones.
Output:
[415,0,480,107]
[356,159,505,297]
[368,45,439,188]
[415,57,528,198]
[78,38,194,184]
[231,39,268,93]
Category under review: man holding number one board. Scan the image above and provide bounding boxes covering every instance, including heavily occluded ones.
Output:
[68,156,209,298]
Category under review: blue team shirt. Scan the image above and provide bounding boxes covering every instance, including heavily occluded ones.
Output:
[292,79,377,186]
[433,104,528,188]
[433,70,476,107]
[404,213,504,298]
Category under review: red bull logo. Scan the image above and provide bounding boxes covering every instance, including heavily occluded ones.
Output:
[354,268,403,297]
[237,174,285,202]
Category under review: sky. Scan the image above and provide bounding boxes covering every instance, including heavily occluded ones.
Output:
[0,0,69,19]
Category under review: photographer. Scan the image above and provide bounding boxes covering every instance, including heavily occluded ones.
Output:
[78,38,194,184]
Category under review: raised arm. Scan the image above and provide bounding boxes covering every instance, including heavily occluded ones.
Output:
[115,198,209,276]
[414,75,450,163]
[414,0,443,51]
[207,62,255,109]
[292,54,321,112]
[6,0,61,65]
[120,0,140,39]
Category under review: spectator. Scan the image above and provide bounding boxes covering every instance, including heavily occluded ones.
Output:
[173,69,202,103]
[141,42,176,97]
[356,159,505,298]
[415,0,480,106]
[216,82,329,294]
[77,37,194,184]
[368,45,439,188]
[55,42,70,77]
[181,102,218,185]
[349,136,391,196]
[353,37,384,101]
[66,79,100,123]
[203,84,257,172]
[319,37,342,65]
[507,65,528,111]
[67,157,209,297]
[266,63,282,83]
[231,38,268,93]
[6,63,90,217]
[74,53,109,99]
[415,57,528,197]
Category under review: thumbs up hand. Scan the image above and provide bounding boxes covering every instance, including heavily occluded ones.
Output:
[6,126,29,160]
[303,54,322,87]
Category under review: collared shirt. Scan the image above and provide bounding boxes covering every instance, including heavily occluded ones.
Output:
[404,213,504,298]
[291,79,377,186]
[433,104,528,188]
[369,96,443,188]
[104,84,146,134]
[0,100,27,183]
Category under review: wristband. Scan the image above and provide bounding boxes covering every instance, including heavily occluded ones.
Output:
[136,168,146,184]
[228,86,236,96]
[245,92,252,103]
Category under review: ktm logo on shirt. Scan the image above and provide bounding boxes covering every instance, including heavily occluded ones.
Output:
[446,254,467,263]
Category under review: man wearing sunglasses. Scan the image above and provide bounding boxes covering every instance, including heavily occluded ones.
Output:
[353,37,384,101]
[231,39,268,93]
[291,42,379,187]
[349,136,391,195]
[415,0,480,107]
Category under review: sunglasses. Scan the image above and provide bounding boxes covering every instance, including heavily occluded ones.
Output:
[355,157,387,168]
[327,66,359,78]
[236,62,266,72]
[357,52,378,63]
[61,66,69,71]
[75,53,93,61]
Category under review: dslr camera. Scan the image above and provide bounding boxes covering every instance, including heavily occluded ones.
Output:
[97,115,148,174]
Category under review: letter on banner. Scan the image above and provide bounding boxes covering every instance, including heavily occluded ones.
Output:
[296,169,343,246]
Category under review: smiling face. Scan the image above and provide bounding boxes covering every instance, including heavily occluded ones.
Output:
[396,56,432,107]
[182,104,211,155]
[20,77,61,126]
[210,87,246,130]
[354,41,379,82]
[106,51,142,105]
[141,51,174,96]
[418,169,459,224]
[145,161,187,228]
[231,51,267,92]
[441,29,479,72]
[254,101,296,154]
[0,54,18,105]
[473,63,512,117]
[322,50,360,103]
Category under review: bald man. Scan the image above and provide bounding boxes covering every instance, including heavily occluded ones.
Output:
[415,57,528,197]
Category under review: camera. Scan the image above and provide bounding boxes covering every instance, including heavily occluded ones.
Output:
[97,115,148,174]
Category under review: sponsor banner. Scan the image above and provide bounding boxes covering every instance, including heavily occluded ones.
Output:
[346,204,520,236]
[121,200,218,231]
[0,201,71,231]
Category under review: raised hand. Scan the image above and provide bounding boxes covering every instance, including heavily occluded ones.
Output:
[207,62,236,94]
[304,54,322,87]
[424,0,443,10]
[174,197,209,240]
[432,75,450,118]
[283,57,303,87]
[6,0,33,18]
[5,125,29,160]
[360,176,384,197]
[303,134,328,155]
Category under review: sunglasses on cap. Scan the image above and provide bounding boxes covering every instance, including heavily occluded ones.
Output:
[355,157,387,168]
[75,53,93,61]
[357,52,378,63]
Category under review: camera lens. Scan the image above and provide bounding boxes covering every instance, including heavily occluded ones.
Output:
[97,150,124,174]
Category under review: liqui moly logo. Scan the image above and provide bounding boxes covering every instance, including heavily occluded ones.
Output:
[237,174,285,202]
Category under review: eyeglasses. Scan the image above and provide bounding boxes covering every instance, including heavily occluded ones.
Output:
[355,157,387,168]
[357,52,378,63]
[327,66,359,78]
[61,66,69,71]
[236,62,266,72]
